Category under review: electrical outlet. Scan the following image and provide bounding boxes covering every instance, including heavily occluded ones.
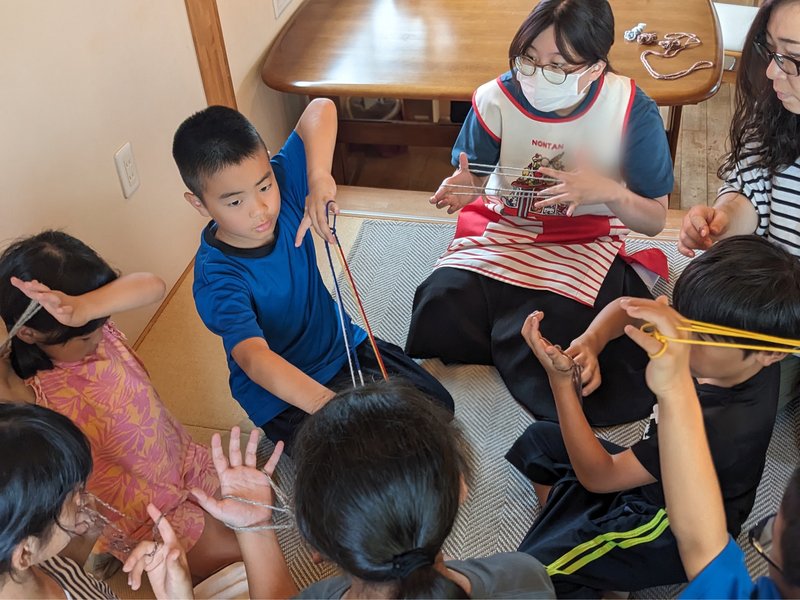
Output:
[113,142,140,199]
[273,0,292,18]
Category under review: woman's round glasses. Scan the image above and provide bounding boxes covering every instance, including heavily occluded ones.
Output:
[514,55,569,85]
[748,513,783,575]
[753,37,800,77]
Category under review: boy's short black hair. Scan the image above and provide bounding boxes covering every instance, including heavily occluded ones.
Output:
[672,235,800,350]
[172,105,267,202]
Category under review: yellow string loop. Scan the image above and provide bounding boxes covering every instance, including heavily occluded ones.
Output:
[640,319,800,355]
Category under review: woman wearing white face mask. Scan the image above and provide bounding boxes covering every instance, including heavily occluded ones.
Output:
[406,0,674,427]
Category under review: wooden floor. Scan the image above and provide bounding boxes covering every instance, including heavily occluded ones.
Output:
[346,82,738,211]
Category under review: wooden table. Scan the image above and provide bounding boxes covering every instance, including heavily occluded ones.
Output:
[262,0,722,179]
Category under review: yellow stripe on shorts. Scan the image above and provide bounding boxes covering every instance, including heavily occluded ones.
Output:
[546,508,670,576]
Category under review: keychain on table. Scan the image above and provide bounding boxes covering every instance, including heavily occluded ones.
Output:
[640,32,714,80]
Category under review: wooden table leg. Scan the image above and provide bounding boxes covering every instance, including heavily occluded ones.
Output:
[666,106,682,166]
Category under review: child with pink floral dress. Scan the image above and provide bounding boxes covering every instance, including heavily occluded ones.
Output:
[0,230,242,581]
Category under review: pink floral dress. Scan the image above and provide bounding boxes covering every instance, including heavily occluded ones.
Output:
[28,322,219,559]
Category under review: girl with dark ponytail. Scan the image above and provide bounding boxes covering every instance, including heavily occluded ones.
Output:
[292,381,555,599]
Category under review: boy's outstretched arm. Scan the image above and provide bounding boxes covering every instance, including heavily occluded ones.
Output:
[567,296,642,396]
[232,337,336,414]
[524,311,656,494]
[622,298,728,580]
[294,97,339,246]
[11,273,166,327]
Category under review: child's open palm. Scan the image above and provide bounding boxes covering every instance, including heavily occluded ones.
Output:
[192,427,284,530]
[522,310,576,383]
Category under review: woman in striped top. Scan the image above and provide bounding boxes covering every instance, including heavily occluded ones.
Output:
[678,0,800,409]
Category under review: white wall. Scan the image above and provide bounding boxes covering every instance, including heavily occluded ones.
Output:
[217,0,306,151]
[0,1,209,338]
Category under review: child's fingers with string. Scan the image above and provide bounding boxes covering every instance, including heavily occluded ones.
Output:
[262,440,284,478]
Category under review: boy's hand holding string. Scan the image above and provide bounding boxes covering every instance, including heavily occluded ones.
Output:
[522,310,656,495]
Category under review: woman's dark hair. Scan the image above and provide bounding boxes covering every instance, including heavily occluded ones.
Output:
[0,403,92,576]
[0,230,118,378]
[720,0,800,178]
[672,235,800,352]
[508,0,614,71]
[293,381,472,599]
[780,467,800,587]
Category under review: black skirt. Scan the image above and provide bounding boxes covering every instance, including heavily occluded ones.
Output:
[405,256,655,426]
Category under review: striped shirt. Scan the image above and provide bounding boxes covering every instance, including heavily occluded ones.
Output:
[39,555,117,600]
[719,153,800,256]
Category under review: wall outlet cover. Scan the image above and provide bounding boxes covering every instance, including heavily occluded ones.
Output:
[273,0,292,19]
[113,142,140,199]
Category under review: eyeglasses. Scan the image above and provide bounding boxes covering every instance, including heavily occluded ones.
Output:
[514,55,572,85]
[753,37,800,77]
[748,513,784,575]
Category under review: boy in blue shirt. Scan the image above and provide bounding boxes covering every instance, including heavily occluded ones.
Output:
[172,101,453,450]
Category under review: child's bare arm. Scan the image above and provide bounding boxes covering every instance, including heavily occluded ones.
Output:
[11,273,166,327]
[566,296,643,395]
[294,98,339,246]
[232,337,336,413]
[622,297,728,580]
[193,428,298,599]
[523,311,656,493]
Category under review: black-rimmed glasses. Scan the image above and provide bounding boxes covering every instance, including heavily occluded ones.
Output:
[748,513,784,575]
[753,37,800,77]
[513,55,570,85]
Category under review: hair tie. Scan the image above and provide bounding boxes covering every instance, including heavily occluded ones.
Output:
[391,548,434,579]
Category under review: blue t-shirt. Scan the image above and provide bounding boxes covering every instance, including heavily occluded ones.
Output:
[454,71,674,199]
[192,132,366,426]
[680,537,782,599]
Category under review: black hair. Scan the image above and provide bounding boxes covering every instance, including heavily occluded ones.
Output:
[780,467,800,587]
[672,235,800,352]
[508,0,615,71]
[720,0,800,179]
[0,403,92,577]
[293,381,472,599]
[172,105,267,202]
[0,230,118,379]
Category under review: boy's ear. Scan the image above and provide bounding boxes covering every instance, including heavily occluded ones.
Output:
[756,351,787,367]
[185,192,210,217]
[458,475,470,505]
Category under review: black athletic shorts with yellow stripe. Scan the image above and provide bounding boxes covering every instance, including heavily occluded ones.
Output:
[507,421,686,598]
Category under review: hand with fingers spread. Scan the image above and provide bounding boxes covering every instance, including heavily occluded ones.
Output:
[534,162,622,217]
[620,296,693,396]
[565,331,602,396]
[677,205,729,257]
[122,504,193,599]
[295,171,338,246]
[521,311,575,385]
[10,276,92,327]
[192,426,284,530]
[430,152,488,214]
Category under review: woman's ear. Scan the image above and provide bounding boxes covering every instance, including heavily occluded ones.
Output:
[11,538,37,571]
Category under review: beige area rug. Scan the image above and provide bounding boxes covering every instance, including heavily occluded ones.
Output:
[260,220,798,597]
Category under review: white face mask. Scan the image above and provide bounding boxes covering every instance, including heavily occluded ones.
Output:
[516,65,595,113]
